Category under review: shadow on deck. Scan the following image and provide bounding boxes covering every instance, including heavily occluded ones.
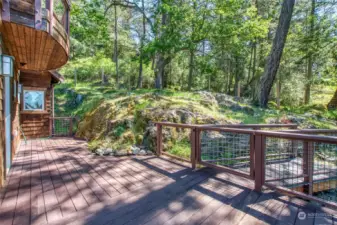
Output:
[0,138,336,225]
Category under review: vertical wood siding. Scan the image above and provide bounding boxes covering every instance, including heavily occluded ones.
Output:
[20,71,52,139]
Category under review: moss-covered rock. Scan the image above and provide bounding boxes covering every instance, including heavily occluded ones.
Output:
[73,90,337,154]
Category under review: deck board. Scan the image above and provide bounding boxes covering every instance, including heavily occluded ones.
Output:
[0,138,336,225]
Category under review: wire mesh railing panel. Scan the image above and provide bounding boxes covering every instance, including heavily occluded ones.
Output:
[264,135,337,204]
[264,137,305,188]
[52,118,72,136]
[312,142,337,203]
[200,130,251,174]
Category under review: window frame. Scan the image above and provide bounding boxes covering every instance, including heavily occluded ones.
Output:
[22,88,46,112]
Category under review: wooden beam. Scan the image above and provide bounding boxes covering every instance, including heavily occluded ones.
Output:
[249,134,255,178]
[254,134,265,192]
[49,117,53,137]
[156,124,162,156]
[191,128,196,170]
[46,0,53,34]
[303,141,314,195]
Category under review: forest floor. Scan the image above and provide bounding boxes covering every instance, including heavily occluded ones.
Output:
[54,81,337,158]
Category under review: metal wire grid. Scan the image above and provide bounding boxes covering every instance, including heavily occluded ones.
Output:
[264,137,305,188]
[52,118,71,136]
[200,131,251,174]
[313,142,337,202]
[264,137,337,203]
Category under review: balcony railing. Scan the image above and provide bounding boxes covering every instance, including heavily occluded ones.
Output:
[49,117,79,137]
[155,122,337,209]
[2,0,70,53]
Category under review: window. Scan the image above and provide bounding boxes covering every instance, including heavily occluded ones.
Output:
[23,90,45,111]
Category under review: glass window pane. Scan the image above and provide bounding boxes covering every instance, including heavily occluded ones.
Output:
[24,90,44,111]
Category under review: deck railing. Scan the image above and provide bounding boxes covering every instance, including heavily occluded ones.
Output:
[50,117,78,137]
[155,122,337,209]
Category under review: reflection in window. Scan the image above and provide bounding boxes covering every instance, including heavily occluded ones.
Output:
[24,90,44,111]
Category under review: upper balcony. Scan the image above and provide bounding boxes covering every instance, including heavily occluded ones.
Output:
[1,0,70,71]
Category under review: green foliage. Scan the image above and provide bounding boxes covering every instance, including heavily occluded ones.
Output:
[167,140,191,159]
[65,0,337,107]
[60,56,116,83]
[113,125,126,137]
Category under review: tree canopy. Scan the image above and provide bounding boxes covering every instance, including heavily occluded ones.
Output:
[62,0,337,106]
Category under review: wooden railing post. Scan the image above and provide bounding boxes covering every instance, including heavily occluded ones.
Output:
[46,0,54,33]
[303,141,313,195]
[249,134,255,178]
[69,117,73,136]
[2,0,10,21]
[191,128,196,170]
[156,124,162,156]
[254,133,265,192]
[195,128,201,165]
[35,0,42,29]
[49,117,53,137]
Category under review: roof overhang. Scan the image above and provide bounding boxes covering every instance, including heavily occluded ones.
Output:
[49,70,65,83]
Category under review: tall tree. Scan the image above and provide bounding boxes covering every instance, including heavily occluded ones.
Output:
[137,0,146,88]
[113,4,119,87]
[304,0,316,104]
[259,0,295,107]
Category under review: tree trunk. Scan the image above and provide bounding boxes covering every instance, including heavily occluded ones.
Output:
[162,63,168,88]
[259,0,295,107]
[137,0,145,89]
[276,79,281,108]
[247,44,254,85]
[154,7,168,89]
[252,42,257,82]
[74,69,77,87]
[113,4,119,88]
[188,49,194,91]
[234,57,240,97]
[208,73,211,91]
[101,67,105,85]
[304,0,315,105]
[202,41,205,56]
[227,60,233,95]
[155,54,164,89]
[155,54,171,89]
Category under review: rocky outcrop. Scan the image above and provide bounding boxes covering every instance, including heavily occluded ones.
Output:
[73,91,337,156]
[215,93,254,114]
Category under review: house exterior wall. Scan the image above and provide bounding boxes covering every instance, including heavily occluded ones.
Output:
[0,41,21,187]
[11,69,21,162]
[20,71,52,139]
[0,77,4,187]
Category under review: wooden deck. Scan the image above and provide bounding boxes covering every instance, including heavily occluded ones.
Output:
[0,138,336,225]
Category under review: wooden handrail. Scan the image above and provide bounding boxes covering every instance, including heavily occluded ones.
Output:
[155,121,337,208]
[279,129,337,134]
[154,122,298,129]
[2,0,70,36]
[204,123,298,129]
[255,130,337,144]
